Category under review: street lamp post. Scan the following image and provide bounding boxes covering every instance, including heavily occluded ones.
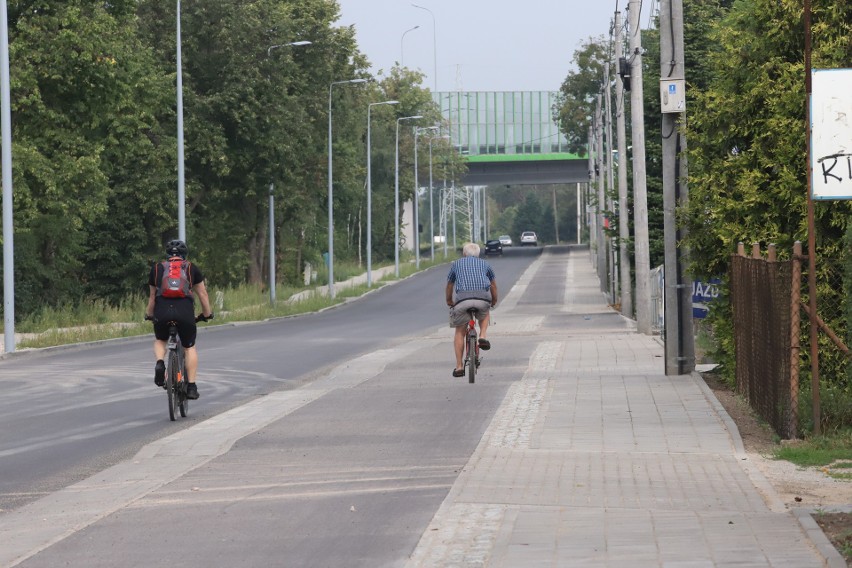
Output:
[367,100,399,287]
[411,3,437,91]
[395,115,422,277]
[268,183,275,304]
[414,126,438,268]
[328,78,367,299]
[427,135,434,261]
[400,25,419,66]
[1,0,14,353]
[427,133,449,260]
[413,127,419,268]
[452,182,457,250]
[443,170,448,258]
[267,41,311,305]
[176,0,185,242]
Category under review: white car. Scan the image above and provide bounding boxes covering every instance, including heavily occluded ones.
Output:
[498,235,513,246]
[520,231,537,246]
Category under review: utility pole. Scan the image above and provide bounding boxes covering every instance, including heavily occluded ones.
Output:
[576,182,582,244]
[615,11,633,319]
[659,0,695,374]
[482,187,488,241]
[628,0,652,334]
[552,187,559,244]
[604,33,618,305]
[588,125,597,257]
[595,95,607,292]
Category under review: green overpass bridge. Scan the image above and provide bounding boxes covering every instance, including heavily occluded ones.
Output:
[434,91,589,185]
[402,91,589,249]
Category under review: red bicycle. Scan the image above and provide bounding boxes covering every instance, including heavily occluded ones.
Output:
[463,308,481,384]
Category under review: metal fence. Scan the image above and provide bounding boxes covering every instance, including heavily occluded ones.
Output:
[730,244,797,438]
[730,241,852,438]
[801,256,851,434]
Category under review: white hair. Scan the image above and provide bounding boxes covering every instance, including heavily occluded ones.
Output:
[462,242,480,257]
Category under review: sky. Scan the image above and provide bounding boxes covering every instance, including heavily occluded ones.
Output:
[334,1,647,93]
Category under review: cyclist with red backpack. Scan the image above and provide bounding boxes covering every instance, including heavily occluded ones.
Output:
[145,239,214,400]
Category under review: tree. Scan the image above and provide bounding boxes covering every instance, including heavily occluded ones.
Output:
[136,0,372,288]
[6,0,174,316]
[683,0,852,388]
[553,36,609,156]
[371,66,443,260]
[684,0,852,279]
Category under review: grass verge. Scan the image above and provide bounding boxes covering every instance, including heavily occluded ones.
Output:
[11,258,447,350]
[775,432,852,479]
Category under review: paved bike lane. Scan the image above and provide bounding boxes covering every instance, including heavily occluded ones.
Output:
[1,246,843,567]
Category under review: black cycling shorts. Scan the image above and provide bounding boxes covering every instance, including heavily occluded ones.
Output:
[152,299,197,347]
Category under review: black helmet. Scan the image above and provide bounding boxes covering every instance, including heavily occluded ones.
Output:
[165,239,188,259]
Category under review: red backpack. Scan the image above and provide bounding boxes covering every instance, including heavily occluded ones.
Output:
[157,257,193,299]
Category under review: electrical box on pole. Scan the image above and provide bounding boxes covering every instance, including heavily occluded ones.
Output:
[660,79,686,113]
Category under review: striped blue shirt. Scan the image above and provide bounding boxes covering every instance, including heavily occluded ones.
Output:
[447,256,495,293]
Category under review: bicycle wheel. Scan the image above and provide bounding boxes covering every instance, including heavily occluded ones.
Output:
[166,350,179,421]
[177,348,188,418]
[178,365,189,418]
[179,391,188,417]
[467,334,477,384]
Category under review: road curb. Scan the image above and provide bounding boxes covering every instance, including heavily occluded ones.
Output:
[792,508,848,568]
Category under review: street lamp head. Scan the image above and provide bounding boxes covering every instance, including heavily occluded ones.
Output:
[411,4,437,90]
[267,41,312,57]
[400,26,420,65]
[332,78,368,88]
[370,100,399,112]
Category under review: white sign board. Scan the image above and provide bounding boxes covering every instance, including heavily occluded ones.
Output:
[811,69,852,199]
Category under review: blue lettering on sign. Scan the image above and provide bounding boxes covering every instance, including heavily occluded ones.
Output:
[692,278,721,319]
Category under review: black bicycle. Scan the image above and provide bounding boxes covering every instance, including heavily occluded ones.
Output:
[146,314,212,421]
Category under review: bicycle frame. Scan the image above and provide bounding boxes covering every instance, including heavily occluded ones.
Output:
[165,323,189,421]
[463,309,480,384]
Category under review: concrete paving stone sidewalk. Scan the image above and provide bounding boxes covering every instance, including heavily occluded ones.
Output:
[405,246,844,567]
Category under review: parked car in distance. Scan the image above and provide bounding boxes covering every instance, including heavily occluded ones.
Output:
[498,234,513,246]
[483,239,503,256]
[520,231,538,246]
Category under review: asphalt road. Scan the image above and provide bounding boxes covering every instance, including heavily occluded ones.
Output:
[0,247,542,516]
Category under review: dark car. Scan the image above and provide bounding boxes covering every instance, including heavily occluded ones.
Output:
[483,239,503,256]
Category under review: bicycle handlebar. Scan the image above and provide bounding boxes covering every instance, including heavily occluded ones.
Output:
[145,313,214,323]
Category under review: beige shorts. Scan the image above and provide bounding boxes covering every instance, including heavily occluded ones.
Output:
[449,298,491,327]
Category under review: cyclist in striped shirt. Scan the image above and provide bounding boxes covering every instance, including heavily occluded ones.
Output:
[446,242,498,377]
